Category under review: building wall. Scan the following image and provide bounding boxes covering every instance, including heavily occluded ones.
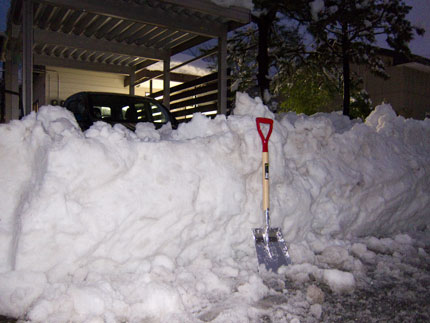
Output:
[43,66,177,106]
[2,63,184,122]
[44,67,142,105]
[402,63,430,119]
[354,62,430,119]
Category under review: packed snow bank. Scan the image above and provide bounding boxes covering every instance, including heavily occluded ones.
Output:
[0,93,429,322]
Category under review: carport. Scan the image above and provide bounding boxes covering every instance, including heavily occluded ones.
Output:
[3,0,250,120]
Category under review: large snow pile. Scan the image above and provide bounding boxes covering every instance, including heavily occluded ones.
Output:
[0,93,429,322]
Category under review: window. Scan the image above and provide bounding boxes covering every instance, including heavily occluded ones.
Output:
[87,93,171,125]
[134,102,150,122]
[94,106,112,119]
[121,106,130,120]
[149,102,167,124]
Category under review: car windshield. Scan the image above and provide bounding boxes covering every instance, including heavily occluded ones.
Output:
[89,94,168,124]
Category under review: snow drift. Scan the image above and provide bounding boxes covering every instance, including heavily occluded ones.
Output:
[0,92,429,322]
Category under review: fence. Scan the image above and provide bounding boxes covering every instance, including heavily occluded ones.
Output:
[148,72,233,122]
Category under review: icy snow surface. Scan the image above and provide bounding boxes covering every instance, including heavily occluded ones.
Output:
[0,93,429,322]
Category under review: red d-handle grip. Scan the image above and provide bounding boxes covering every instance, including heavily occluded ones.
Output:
[256,117,273,152]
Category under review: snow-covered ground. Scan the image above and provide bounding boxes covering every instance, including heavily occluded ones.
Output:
[0,93,429,322]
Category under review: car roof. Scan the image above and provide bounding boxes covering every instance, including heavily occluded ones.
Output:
[70,91,155,100]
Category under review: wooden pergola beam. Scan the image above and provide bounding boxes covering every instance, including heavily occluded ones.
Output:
[34,29,168,60]
[34,54,133,74]
[9,0,250,119]
[124,48,216,87]
[162,0,250,24]
[37,0,226,37]
[126,70,198,86]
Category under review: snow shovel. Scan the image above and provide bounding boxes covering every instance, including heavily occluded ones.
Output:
[253,117,292,272]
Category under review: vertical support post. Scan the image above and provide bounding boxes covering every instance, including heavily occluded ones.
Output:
[149,80,153,95]
[129,67,135,95]
[22,0,33,116]
[163,53,170,109]
[217,27,227,115]
[4,53,20,121]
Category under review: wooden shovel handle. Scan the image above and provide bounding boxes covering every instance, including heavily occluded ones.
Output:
[256,118,273,212]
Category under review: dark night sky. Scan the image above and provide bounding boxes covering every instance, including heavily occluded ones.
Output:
[0,0,429,58]
[398,0,430,59]
[0,0,9,32]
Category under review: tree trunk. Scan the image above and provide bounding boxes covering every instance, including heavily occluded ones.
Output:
[254,10,276,104]
[342,25,350,117]
[256,16,270,102]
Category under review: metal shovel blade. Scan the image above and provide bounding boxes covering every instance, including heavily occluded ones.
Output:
[253,227,292,272]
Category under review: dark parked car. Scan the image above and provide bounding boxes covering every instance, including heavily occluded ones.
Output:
[64,92,178,131]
